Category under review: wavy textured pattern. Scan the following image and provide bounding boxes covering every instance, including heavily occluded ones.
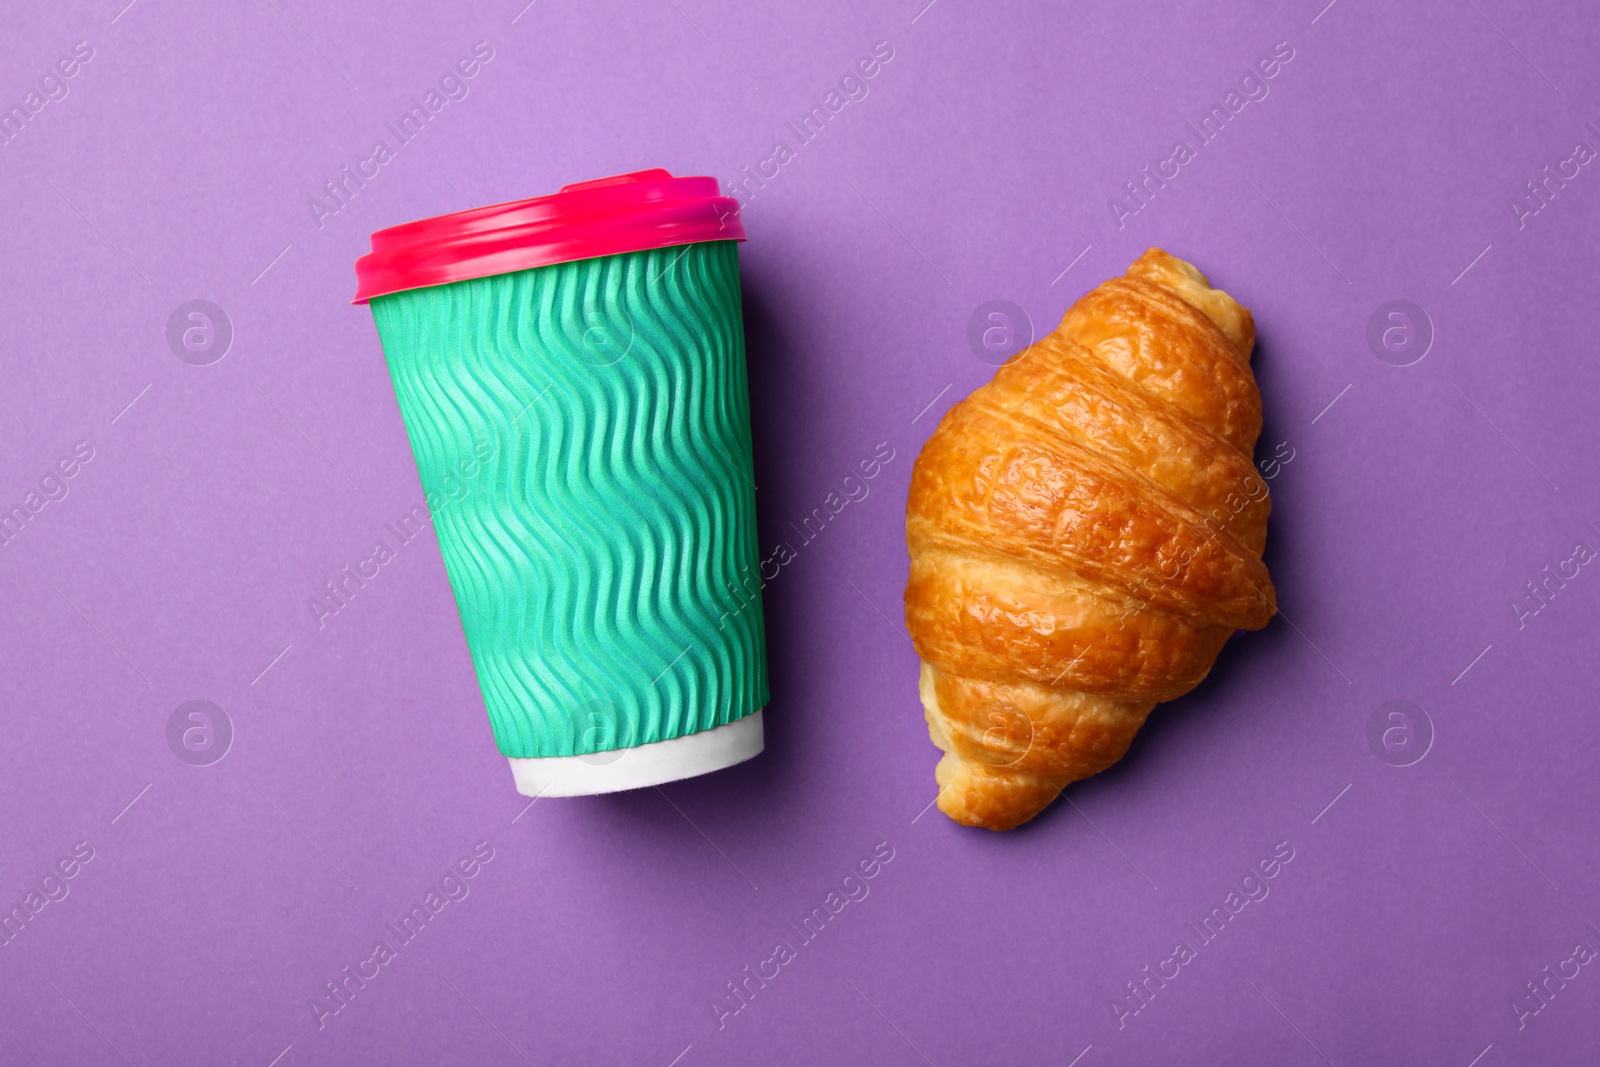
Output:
[370,241,768,758]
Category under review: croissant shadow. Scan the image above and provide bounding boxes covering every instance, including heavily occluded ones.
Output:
[1249,331,1291,592]
[1000,333,1297,836]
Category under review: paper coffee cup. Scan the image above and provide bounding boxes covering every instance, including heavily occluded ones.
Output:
[354,170,767,795]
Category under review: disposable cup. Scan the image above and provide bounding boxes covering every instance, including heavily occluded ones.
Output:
[354,169,767,795]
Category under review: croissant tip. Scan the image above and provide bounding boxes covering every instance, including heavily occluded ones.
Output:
[934,790,1043,832]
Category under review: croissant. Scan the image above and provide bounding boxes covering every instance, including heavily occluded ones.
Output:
[904,249,1276,831]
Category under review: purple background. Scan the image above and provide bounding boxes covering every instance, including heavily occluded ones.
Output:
[3,0,1598,1063]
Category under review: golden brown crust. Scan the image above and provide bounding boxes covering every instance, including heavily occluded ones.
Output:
[905,548,1234,703]
[904,248,1275,831]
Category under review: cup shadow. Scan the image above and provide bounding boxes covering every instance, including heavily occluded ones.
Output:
[601,299,1297,838]
[597,271,814,822]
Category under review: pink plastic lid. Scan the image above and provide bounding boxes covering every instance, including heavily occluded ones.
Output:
[352,168,745,304]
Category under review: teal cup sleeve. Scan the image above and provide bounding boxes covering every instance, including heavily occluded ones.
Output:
[369,240,768,780]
